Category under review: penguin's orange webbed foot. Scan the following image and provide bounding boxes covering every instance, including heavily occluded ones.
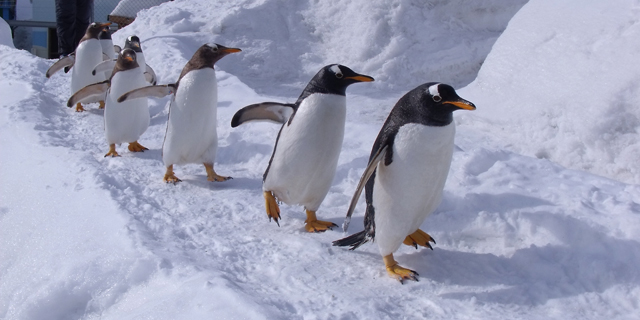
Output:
[264,191,281,226]
[75,103,85,112]
[164,165,181,184]
[104,144,120,157]
[403,229,436,250]
[163,173,181,184]
[304,210,337,233]
[203,163,232,182]
[98,100,105,109]
[128,141,148,152]
[383,254,419,284]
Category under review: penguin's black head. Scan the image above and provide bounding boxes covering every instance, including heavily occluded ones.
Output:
[195,43,242,66]
[125,35,142,52]
[99,26,112,40]
[85,22,111,39]
[117,48,139,70]
[304,64,374,97]
[407,83,476,126]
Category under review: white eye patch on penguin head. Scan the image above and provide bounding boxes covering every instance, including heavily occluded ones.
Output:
[207,44,219,52]
[427,84,442,102]
[330,64,343,79]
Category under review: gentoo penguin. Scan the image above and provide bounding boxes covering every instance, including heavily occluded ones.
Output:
[92,35,157,85]
[98,25,116,78]
[333,83,475,283]
[46,22,111,112]
[118,43,241,182]
[99,26,116,60]
[67,49,150,157]
[231,65,374,232]
[124,35,156,85]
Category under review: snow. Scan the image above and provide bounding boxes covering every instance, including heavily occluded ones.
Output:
[110,0,171,18]
[1,0,640,319]
[460,0,640,184]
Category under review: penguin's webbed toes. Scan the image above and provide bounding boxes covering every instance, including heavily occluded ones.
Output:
[75,103,85,112]
[304,220,338,233]
[403,229,436,250]
[303,210,337,233]
[208,174,232,182]
[104,151,120,157]
[128,141,149,152]
[386,265,420,284]
[163,173,182,184]
[263,191,281,226]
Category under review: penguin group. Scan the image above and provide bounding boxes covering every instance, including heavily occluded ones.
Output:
[45,22,476,284]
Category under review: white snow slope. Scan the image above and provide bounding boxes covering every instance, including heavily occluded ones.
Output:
[1,0,640,319]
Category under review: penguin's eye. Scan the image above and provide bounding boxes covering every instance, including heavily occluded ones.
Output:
[212,46,219,52]
[335,72,343,79]
[432,95,442,102]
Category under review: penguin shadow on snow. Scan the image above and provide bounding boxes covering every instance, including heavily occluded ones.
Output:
[400,208,640,306]
[121,147,162,161]
[186,175,262,192]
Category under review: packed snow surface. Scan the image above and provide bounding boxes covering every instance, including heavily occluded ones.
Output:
[2,0,640,319]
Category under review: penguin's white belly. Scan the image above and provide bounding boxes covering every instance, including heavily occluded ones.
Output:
[137,52,146,71]
[100,39,115,77]
[100,39,115,60]
[104,68,149,144]
[373,122,455,256]
[71,39,106,94]
[264,93,346,211]
[163,69,218,166]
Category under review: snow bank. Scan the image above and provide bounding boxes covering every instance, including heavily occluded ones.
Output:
[460,0,640,184]
[115,0,526,96]
[0,18,14,48]
[111,0,171,18]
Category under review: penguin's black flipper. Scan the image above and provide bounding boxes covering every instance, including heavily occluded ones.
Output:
[117,84,176,102]
[113,45,122,53]
[231,102,295,127]
[342,145,387,232]
[92,59,116,75]
[67,80,110,107]
[332,230,370,250]
[46,54,75,78]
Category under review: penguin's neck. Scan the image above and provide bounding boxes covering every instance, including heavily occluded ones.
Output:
[420,109,453,127]
[296,81,346,105]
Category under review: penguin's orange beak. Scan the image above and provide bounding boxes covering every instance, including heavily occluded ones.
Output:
[221,47,242,54]
[98,22,112,28]
[345,74,374,82]
[124,55,134,62]
[444,100,476,110]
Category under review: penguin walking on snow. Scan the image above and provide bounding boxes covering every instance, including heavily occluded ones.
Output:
[46,22,111,112]
[231,65,374,232]
[333,83,475,283]
[118,43,241,183]
[93,35,157,85]
[98,25,117,78]
[67,49,150,157]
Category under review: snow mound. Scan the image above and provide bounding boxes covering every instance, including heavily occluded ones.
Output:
[115,0,526,96]
[460,0,640,184]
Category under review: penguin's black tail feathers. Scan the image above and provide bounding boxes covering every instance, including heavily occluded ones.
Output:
[332,230,370,251]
